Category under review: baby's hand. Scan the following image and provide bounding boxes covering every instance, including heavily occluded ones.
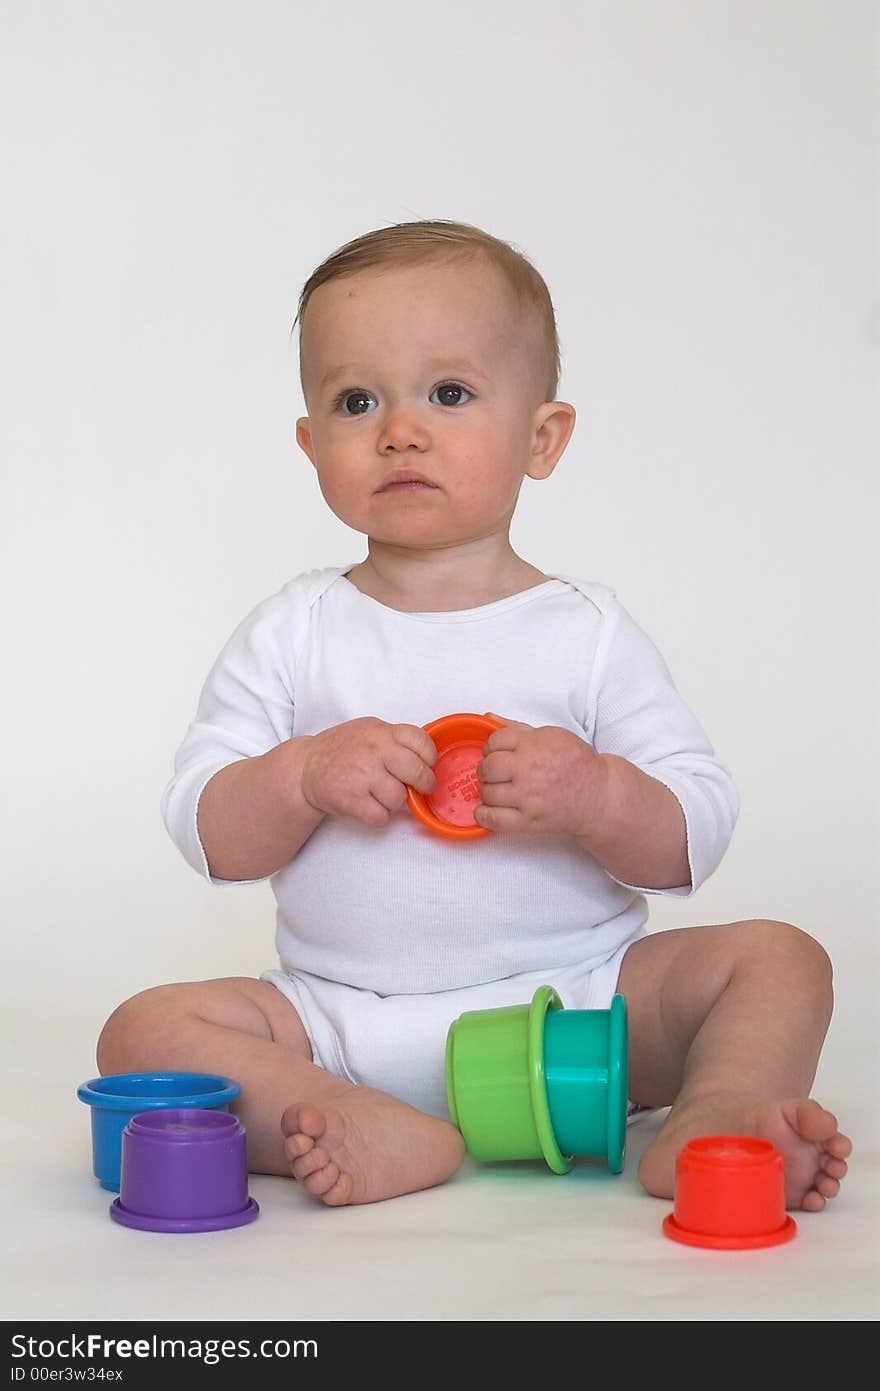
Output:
[473,713,605,836]
[300,717,436,829]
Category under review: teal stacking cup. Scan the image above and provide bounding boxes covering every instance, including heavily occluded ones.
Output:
[542,994,628,1173]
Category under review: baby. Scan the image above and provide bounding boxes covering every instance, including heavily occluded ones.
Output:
[97,219,851,1209]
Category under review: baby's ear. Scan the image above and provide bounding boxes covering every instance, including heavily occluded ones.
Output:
[525,400,576,480]
[295,416,317,466]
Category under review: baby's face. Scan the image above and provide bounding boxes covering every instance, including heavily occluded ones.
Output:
[296,258,573,551]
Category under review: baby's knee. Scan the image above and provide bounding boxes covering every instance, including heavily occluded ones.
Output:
[96,982,201,1075]
[736,919,833,999]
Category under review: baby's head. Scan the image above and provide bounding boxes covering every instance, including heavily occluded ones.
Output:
[293,219,575,551]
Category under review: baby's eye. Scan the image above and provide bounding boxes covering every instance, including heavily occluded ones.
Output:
[331,389,371,416]
[331,382,473,416]
[432,382,473,408]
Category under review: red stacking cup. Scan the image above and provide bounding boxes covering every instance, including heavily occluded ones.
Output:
[663,1135,797,1250]
[406,713,502,839]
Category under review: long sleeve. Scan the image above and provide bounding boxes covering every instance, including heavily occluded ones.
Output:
[584,590,739,896]
[159,574,319,884]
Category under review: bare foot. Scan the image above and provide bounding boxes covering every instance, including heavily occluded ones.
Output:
[281,1085,466,1206]
[749,1099,852,1210]
[638,1093,852,1211]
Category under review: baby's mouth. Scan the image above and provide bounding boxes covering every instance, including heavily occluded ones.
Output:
[379,480,437,492]
[376,470,440,493]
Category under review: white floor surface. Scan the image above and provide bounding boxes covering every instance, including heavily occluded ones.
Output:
[5,1079,877,1323]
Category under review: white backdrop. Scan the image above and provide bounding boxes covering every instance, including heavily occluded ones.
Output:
[3,2,877,1122]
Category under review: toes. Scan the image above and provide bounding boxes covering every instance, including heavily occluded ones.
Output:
[280,1102,326,1141]
[822,1156,848,1181]
[280,1103,303,1137]
[302,1161,341,1197]
[814,1173,840,1200]
[801,1189,826,1212]
[321,1170,354,1206]
[291,1145,330,1181]
[792,1099,838,1142]
[827,1132,853,1160]
[283,1131,314,1161]
[279,1100,354,1202]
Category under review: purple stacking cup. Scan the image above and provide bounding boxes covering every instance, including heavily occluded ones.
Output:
[110,1108,259,1233]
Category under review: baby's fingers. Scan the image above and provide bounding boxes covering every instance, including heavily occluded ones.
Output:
[391,722,438,767]
[368,770,410,817]
[473,804,525,832]
[478,750,515,784]
[384,743,436,796]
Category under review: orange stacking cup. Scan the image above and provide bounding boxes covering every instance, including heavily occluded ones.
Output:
[406,713,503,840]
[663,1136,797,1250]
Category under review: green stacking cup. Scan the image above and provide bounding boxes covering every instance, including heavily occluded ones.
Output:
[445,985,572,1174]
[543,994,628,1173]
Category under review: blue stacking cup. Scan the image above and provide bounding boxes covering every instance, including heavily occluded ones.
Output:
[77,1072,241,1191]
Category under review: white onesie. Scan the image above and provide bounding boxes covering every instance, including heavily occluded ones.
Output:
[161,567,739,1116]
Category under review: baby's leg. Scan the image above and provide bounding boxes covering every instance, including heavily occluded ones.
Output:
[617,920,852,1210]
[97,979,464,1206]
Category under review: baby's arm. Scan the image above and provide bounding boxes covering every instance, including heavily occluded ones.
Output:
[585,595,739,895]
[160,580,439,882]
[475,720,689,889]
[576,750,689,890]
[198,718,436,881]
[476,592,738,897]
[196,737,323,881]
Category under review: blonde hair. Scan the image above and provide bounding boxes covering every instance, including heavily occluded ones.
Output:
[293,219,561,403]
